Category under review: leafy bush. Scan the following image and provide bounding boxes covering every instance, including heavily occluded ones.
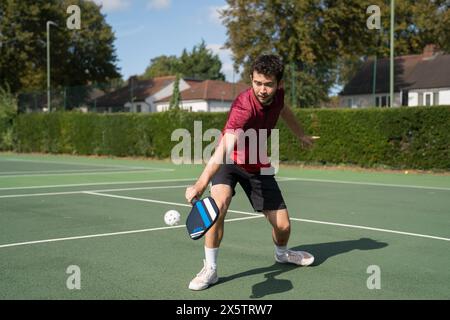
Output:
[0,86,18,150]
[12,106,450,170]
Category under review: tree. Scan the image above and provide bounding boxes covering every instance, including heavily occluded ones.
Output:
[221,0,450,107]
[141,40,226,81]
[178,40,225,80]
[169,74,181,110]
[0,0,121,99]
[0,85,17,150]
[141,55,180,79]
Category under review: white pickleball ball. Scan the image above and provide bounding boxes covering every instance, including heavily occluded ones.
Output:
[164,210,181,226]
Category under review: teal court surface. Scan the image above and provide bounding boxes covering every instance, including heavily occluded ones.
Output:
[0,153,449,299]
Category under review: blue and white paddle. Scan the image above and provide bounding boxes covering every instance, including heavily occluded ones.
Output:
[186,196,219,240]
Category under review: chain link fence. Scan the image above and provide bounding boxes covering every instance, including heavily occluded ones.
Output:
[17,81,124,113]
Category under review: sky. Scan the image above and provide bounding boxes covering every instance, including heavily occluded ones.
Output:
[89,0,237,82]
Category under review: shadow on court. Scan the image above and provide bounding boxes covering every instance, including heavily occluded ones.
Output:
[219,238,388,298]
[291,237,389,266]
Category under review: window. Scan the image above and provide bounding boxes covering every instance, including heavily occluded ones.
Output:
[433,92,439,106]
[375,97,380,107]
[418,93,424,106]
[402,91,408,106]
[424,92,433,106]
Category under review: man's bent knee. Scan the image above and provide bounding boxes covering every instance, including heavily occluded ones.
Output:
[276,223,291,234]
[210,184,232,217]
[264,209,291,233]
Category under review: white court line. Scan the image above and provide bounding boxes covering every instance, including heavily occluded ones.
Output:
[0,168,153,175]
[0,192,448,249]
[0,169,174,178]
[83,192,449,241]
[0,216,262,249]
[83,191,261,217]
[0,157,160,170]
[2,176,449,242]
[0,185,191,199]
[277,176,450,191]
[0,177,196,191]
[3,175,448,192]
[0,176,286,191]
[0,190,85,198]
[275,177,296,182]
[2,178,449,240]
[289,217,450,242]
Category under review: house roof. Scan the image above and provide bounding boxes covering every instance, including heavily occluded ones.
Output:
[406,54,450,90]
[155,80,249,103]
[341,45,450,95]
[94,76,176,107]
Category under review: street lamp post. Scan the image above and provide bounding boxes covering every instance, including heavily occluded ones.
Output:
[390,0,395,108]
[47,21,58,112]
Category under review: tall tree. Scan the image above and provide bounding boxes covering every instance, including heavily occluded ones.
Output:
[141,40,226,81]
[178,40,225,80]
[169,74,181,110]
[141,55,180,79]
[0,0,121,97]
[221,0,450,107]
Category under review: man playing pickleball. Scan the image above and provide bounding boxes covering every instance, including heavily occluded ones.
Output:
[185,54,316,291]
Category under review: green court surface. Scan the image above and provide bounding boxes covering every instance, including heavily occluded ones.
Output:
[0,153,449,300]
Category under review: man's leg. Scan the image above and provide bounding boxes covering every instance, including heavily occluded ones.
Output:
[189,184,233,291]
[205,184,233,248]
[263,208,314,266]
[263,208,291,247]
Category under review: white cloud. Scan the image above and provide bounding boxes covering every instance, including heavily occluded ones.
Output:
[90,0,131,12]
[147,0,171,10]
[208,5,228,25]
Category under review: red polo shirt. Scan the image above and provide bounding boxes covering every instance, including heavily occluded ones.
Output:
[223,87,284,173]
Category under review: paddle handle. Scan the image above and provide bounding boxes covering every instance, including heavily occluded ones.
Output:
[190,196,199,206]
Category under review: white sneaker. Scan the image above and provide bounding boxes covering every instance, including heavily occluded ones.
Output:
[188,260,219,291]
[275,250,314,266]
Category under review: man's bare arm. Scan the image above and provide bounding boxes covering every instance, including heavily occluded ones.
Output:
[280,106,314,148]
[185,132,237,203]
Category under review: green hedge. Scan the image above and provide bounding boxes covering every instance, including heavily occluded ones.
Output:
[0,117,14,150]
[14,110,228,158]
[278,106,450,170]
[10,106,450,170]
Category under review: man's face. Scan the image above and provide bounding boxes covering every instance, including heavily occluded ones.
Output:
[251,71,278,106]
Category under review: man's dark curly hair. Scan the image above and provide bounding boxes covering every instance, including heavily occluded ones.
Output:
[251,54,284,83]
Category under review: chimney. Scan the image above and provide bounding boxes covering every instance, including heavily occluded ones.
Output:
[128,75,138,85]
[422,44,438,58]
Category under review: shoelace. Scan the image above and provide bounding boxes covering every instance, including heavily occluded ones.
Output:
[196,265,215,278]
[196,267,208,277]
[286,251,303,264]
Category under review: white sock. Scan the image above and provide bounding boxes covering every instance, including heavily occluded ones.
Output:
[275,245,287,256]
[204,247,218,270]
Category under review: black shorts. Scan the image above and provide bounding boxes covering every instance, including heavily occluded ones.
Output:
[211,164,287,212]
